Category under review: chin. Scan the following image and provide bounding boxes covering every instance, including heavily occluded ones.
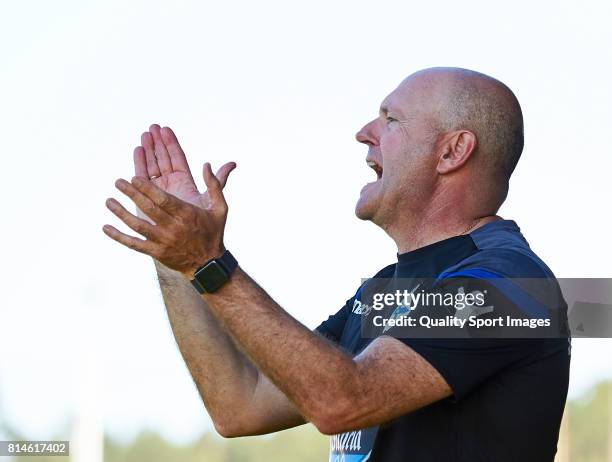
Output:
[356,179,385,220]
[355,196,378,222]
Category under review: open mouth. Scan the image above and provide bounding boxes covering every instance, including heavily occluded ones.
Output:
[367,159,383,180]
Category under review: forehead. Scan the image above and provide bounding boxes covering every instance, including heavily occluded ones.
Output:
[379,76,430,117]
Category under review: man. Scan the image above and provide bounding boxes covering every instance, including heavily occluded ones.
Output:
[103,67,570,461]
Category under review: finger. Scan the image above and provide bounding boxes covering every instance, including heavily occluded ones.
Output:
[215,162,237,189]
[130,176,184,214]
[161,126,195,179]
[149,124,173,175]
[105,197,159,240]
[203,163,226,207]
[102,224,156,256]
[114,178,172,223]
[141,131,161,178]
[134,146,148,178]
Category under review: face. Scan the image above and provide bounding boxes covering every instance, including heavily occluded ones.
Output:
[354,77,441,229]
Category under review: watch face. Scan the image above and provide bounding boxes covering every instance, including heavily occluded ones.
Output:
[195,260,229,293]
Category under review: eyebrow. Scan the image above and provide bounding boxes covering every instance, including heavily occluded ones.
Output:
[379,104,402,118]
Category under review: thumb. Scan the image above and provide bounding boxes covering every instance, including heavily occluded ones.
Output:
[203,162,226,206]
[215,161,237,189]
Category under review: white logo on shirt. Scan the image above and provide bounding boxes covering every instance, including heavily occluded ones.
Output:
[352,299,373,316]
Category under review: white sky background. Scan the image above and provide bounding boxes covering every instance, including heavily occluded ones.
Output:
[0,0,611,444]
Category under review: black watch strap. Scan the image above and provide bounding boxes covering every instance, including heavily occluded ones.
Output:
[190,250,238,294]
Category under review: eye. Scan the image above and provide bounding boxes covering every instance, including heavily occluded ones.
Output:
[386,116,397,124]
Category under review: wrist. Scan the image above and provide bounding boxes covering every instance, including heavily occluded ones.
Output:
[182,246,226,280]
[188,249,238,294]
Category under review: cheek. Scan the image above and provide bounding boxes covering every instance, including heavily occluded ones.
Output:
[379,132,406,173]
[381,137,434,197]
[381,132,414,178]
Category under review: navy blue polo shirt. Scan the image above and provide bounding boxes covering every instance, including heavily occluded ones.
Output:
[316,220,570,462]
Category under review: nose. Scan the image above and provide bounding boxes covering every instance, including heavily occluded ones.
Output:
[355,119,379,146]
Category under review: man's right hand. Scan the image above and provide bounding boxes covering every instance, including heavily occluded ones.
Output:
[133,124,236,223]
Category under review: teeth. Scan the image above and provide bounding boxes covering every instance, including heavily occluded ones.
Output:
[367,160,382,178]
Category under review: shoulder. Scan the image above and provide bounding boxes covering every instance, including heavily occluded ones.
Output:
[441,219,556,279]
[436,220,565,322]
[353,262,396,299]
[372,262,397,278]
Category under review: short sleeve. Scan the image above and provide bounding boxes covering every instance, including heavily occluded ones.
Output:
[403,337,542,401]
[390,276,566,401]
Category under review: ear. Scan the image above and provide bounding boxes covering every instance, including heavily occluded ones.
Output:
[436,130,477,175]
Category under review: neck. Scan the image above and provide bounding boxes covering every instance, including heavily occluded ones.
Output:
[390,211,501,254]
[380,178,505,254]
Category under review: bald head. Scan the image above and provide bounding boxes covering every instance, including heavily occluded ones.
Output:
[402,67,524,184]
[355,67,525,236]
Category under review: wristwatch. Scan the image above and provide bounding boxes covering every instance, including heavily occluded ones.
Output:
[190,250,238,294]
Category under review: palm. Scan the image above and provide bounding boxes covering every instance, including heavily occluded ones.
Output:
[152,171,203,208]
[134,126,235,222]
